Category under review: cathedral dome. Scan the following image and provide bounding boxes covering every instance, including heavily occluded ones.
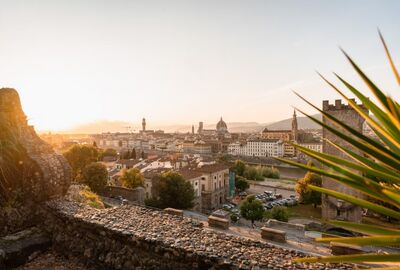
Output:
[216,117,228,133]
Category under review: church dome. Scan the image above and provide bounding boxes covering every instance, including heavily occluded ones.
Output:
[216,117,228,132]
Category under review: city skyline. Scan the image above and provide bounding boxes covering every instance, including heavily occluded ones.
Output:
[1,0,399,132]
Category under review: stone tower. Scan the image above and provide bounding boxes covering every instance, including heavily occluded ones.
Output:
[198,121,203,134]
[322,99,368,222]
[191,125,194,134]
[142,118,146,131]
[291,110,298,141]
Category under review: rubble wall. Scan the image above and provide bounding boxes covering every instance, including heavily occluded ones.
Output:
[42,200,351,270]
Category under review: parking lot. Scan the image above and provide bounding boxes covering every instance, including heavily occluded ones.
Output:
[222,189,299,221]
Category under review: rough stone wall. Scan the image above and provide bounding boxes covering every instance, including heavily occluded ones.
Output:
[0,88,71,202]
[42,199,351,270]
[322,99,368,222]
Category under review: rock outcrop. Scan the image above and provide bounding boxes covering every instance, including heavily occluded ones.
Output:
[0,88,71,204]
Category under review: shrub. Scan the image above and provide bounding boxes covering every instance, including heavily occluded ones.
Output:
[271,206,289,222]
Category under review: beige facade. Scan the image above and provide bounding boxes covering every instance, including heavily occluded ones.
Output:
[197,164,230,214]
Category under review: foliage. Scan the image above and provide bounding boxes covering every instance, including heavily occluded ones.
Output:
[277,32,400,265]
[295,161,322,207]
[235,176,250,191]
[270,206,289,222]
[100,148,118,159]
[240,195,265,225]
[120,168,144,189]
[144,197,162,208]
[65,184,105,209]
[63,144,99,180]
[150,171,195,209]
[243,166,263,181]
[232,160,246,176]
[81,162,108,192]
[231,160,280,181]
[261,166,280,179]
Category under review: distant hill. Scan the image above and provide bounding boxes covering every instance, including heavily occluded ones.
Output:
[60,115,321,134]
[265,114,322,130]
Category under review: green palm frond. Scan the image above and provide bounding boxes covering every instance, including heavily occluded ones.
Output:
[279,32,400,267]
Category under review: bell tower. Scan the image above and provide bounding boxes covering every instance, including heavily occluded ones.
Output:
[291,110,298,141]
[142,118,146,132]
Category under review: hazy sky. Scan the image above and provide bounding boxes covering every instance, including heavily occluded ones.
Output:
[0,0,399,132]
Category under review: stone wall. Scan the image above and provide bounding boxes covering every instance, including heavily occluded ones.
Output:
[41,199,351,270]
[99,186,145,205]
[322,99,368,222]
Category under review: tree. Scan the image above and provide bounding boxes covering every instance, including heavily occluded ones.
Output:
[92,141,97,148]
[63,145,99,180]
[235,176,249,192]
[100,148,118,160]
[120,168,144,189]
[243,166,263,181]
[240,195,264,227]
[81,162,108,192]
[149,171,195,209]
[123,149,131,159]
[295,161,322,207]
[232,160,246,176]
[131,148,137,159]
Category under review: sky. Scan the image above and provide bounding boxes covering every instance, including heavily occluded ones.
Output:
[0,0,399,132]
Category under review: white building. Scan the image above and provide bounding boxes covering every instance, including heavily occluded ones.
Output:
[299,142,322,153]
[228,139,284,158]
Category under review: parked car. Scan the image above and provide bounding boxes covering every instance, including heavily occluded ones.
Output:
[223,204,233,210]
[275,193,283,199]
[264,203,273,210]
[239,191,248,198]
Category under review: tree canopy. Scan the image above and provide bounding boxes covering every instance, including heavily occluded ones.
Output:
[63,144,99,180]
[146,171,195,210]
[235,176,249,192]
[240,195,264,225]
[100,148,118,159]
[120,168,144,189]
[81,162,108,192]
[295,161,322,207]
[232,160,246,176]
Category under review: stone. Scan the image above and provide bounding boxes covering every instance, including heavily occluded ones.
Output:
[261,227,286,243]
